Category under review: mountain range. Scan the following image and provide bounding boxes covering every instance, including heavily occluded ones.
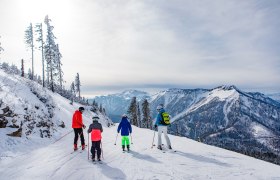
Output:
[93,85,280,164]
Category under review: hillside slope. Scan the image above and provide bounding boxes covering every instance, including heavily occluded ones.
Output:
[0,69,111,157]
[0,125,280,180]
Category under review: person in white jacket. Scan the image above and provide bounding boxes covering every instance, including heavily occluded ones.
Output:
[154,105,172,150]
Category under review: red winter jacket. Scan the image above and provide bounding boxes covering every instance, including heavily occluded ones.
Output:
[87,121,103,141]
[72,110,84,128]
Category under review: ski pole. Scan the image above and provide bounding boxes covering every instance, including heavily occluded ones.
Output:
[101,141,104,159]
[88,133,89,160]
[151,129,156,148]
[130,134,133,145]
[114,133,119,145]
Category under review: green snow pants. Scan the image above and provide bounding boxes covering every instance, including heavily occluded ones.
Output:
[121,136,130,146]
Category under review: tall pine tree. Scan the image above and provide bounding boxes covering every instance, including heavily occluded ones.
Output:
[44,16,63,92]
[127,97,138,126]
[56,44,63,90]
[44,15,56,91]
[142,99,152,129]
[24,23,34,80]
[70,82,75,105]
[35,23,45,87]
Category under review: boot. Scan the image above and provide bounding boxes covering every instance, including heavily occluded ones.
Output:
[168,145,172,150]
[157,145,162,150]
[74,144,78,151]
[82,144,85,150]
[122,145,125,151]
[127,145,130,151]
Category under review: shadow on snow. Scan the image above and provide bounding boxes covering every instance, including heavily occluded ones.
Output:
[98,163,127,180]
[175,150,231,167]
[129,150,161,163]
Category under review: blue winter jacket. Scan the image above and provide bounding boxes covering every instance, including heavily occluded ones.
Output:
[117,117,132,136]
[155,109,168,126]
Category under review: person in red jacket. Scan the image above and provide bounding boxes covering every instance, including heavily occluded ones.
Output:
[87,115,103,161]
[72,107,86,150]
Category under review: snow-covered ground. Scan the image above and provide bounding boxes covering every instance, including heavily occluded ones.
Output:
[1,70,280,180]
[1,124,280,180]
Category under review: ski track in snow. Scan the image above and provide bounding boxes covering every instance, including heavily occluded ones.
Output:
[1,125,280,180]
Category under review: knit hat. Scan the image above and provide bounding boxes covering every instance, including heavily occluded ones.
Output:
[92,116,99,121]
[156,105,163,111]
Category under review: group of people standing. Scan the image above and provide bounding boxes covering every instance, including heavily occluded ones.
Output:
[71,105,172,162]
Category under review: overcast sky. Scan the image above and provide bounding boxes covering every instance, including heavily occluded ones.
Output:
[0,0,279,97]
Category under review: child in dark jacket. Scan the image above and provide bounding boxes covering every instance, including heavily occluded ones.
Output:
[117,114,132,151]
[88,116,103,161]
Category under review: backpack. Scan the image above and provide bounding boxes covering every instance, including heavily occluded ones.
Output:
[160,112,170,125]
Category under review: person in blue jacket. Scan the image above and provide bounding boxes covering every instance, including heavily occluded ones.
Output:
[117,114,132,151]
[154,105,172,150]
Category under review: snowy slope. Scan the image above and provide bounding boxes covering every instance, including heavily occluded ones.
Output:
[0,125,280,180]
[0,69,111,158]
[1,72,280,179]
[267,93,280,103]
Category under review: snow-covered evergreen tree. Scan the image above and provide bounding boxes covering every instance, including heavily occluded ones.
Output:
[35,23,45,87]
[0,62,20,75]
[70,81,75,104]
[44,16,55,90]
[28,68,32,80]
[24,23,34,80]
[1,62,9,72]
[10,64,20,75]
[75,73,81,100]
[55,44,63,90]
[44,16,62,93]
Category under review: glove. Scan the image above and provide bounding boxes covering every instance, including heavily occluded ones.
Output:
[83,125,86,129]
[154,125,158,128]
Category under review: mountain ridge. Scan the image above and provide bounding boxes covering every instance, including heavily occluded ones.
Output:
[92,85,280,164]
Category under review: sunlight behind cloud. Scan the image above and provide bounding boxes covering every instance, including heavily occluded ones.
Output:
[15,0,73,22]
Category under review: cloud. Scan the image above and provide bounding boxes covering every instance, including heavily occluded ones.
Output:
[0,0,279,96]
